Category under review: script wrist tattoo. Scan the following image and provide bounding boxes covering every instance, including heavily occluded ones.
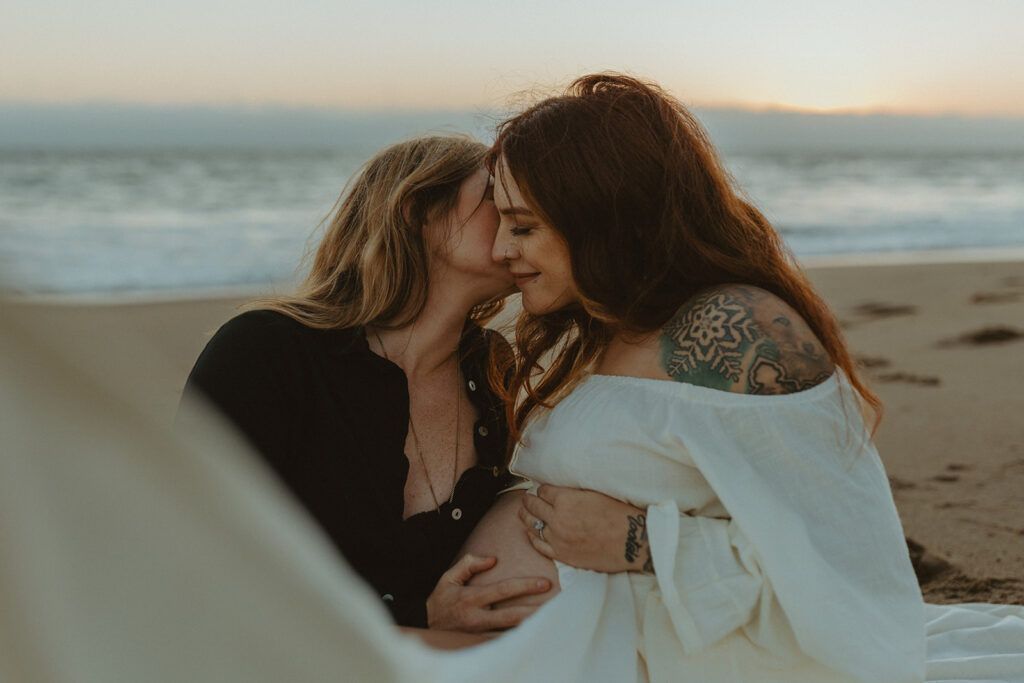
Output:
[625,513,655,574]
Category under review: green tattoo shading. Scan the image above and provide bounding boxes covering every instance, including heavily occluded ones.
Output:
[660,288,759,390]
[660,286,833,395]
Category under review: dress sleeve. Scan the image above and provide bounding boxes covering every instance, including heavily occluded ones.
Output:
[180,311,308,467]
[643,502,763,653]
[648,377,924,681]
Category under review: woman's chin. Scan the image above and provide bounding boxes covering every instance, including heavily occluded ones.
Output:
[519,290,552,315]
[520,293,573,316]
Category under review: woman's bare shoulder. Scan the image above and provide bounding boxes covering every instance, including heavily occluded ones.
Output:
[654,284,834,395]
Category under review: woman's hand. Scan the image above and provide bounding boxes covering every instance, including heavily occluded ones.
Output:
[425,554,552,632]
[519,485,654,574]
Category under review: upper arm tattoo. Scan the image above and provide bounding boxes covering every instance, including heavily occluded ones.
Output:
[659,286,834,395]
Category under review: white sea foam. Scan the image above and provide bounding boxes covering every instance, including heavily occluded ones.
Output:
[1,147,1022,295]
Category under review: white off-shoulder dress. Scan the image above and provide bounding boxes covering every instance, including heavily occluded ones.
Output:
[439,370,1024,683]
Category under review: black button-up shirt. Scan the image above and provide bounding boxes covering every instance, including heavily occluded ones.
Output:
[183,310,511,626]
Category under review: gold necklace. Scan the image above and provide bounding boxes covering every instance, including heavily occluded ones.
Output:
[372,328,460,512]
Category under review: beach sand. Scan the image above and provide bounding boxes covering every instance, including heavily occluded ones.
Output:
[805,259,1024,605]
[8,257,1023,604]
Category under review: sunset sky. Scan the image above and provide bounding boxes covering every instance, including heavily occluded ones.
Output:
[3,0,1023,116]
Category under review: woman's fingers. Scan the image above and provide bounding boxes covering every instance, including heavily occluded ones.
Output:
[518,505,553,544]
[526,529,556,558]
[427,556,551,631]
[443,553,497,585]
[522,490,556,521]
[535,484,566,504]
[519,503,560,559]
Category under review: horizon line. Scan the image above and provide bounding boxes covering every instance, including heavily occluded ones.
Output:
[2,98,1024,121]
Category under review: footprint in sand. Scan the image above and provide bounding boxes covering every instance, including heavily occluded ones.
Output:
[931,462,971,482]
[999,275,1024,289]
[923,573,1024,603]
[855,355,891,369]
[888,476,916,491]
[856,355,939,387]
[936,501,974,509]
[906,538,954,584]
[852,302,918,319]
[875,372,941,387]
[970,291,1022,304]
[937,326,1024,347]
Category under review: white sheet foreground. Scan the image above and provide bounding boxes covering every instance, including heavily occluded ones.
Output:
[1,307,1021,682]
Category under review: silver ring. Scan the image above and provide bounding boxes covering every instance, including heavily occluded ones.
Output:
[533,519,545,541]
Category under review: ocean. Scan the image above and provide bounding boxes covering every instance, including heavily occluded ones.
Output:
[1,146,1022,297]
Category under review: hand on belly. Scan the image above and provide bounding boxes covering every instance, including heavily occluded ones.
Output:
[458,490,561,609]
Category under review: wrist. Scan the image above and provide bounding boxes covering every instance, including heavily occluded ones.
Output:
[624,510,655,574]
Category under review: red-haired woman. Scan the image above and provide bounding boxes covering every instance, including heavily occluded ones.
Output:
[448,75,1022,681]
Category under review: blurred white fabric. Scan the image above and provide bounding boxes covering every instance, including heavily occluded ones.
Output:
[0,305,662,683]
[0,305,432,682]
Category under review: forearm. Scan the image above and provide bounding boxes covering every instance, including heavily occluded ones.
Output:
[624,510,655,574]
[519,485,656,574]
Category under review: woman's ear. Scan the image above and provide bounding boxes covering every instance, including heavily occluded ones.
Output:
[401,196,417,231]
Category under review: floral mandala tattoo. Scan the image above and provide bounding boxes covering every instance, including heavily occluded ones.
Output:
[663,292,760,383]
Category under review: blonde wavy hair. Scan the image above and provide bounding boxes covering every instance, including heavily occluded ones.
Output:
[251,135,505,330]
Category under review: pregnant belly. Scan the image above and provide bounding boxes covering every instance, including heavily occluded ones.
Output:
[458,490,561,609]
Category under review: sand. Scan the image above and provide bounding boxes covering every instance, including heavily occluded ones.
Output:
[7,257,1023,604]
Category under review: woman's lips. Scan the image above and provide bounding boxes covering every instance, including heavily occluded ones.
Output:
[512,272,540,287]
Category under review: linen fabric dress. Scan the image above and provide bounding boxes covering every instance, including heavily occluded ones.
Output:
[436,370,1024,683]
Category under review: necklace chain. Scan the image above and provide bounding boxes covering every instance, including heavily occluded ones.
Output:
[372,328,460,513]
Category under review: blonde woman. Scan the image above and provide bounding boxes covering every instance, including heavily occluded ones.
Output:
[183,136,553,639]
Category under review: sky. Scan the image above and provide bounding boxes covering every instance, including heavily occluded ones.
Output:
[3,0,1024,117]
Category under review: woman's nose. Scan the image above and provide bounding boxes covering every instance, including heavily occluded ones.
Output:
[492,231,520,263]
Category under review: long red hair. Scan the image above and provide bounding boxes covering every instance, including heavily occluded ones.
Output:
[488,74,880,451]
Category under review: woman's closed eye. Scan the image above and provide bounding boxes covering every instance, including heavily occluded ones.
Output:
[510,226,533,236]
